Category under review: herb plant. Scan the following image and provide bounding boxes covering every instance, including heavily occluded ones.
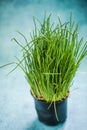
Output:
[1,14,87,102]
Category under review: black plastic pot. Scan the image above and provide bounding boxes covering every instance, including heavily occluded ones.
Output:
[34,97,68,126]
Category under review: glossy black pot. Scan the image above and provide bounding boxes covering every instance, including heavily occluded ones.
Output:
[34,97,68,126]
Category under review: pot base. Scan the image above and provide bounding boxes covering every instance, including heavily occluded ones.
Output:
[38,116,67,126]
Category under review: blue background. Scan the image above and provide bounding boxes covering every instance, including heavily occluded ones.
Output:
[0,0,87,130]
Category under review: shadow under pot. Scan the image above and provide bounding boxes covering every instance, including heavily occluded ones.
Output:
[34,97,68,126]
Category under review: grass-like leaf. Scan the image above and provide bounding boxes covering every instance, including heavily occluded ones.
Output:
[1,14,87,102]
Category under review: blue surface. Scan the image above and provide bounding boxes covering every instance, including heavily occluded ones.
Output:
[0,0,87,130]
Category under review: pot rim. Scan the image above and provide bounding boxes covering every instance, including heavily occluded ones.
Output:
[31,90,69,104]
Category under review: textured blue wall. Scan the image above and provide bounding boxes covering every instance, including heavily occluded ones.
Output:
[0,0,87,130]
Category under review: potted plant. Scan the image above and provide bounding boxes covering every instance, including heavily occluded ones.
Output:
[1,14,87,126]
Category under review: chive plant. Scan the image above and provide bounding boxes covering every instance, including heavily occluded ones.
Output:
[1,14,87,102]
